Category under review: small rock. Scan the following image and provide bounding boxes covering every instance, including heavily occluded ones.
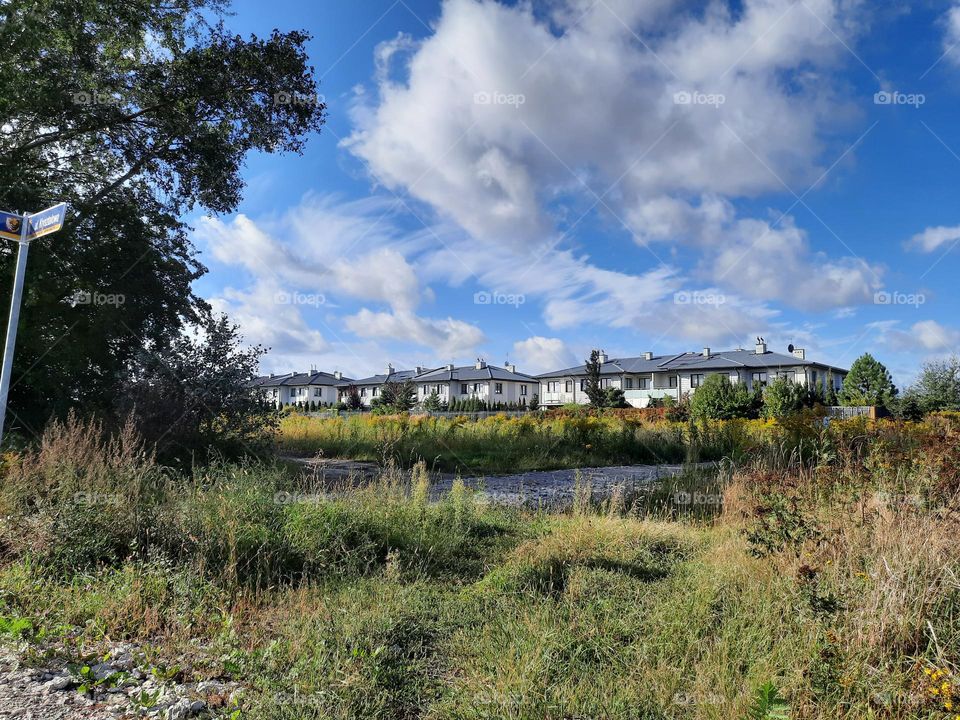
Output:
[166,698,192,720]
[90,663,117,681]
[43,675,72,692]
[189,700,205,713]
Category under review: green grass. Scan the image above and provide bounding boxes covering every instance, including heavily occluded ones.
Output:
[1,414,959,718]
[276,412,754,474]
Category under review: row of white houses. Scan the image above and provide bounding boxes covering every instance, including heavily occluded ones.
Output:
[250,340,848,409]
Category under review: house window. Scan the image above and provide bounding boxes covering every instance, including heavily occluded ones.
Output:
[691,374,705,388]
[775,371,796,383]
[752,372,768,387]
[473,383,481,393]
[600,378,610,389]
[579,379,586,391]
[314,388,321,397]
[669,376,678,388]
[565,380,573,392]
[547,381,559,393]
[625,377,634,389]
[372,387,378,396]
[461,383,468,394]
[361,387,367,397]
[811,370,818,384]
[639,378,650,390]
[495,383,503,394]
[520,384,527,396]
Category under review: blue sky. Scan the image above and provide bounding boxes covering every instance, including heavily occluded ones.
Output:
[191,0,960,385]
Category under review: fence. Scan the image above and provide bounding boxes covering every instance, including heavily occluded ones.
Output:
[303,409,533,420]
[826,406,878,419]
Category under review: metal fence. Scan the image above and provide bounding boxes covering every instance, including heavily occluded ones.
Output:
[826,406,876,419]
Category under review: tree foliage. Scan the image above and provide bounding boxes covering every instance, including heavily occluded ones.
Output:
[901,355,960,415]
[0,0,324,435]
[689,374,754,420]
[423,390,443,412]
[117,313,277,464]
[344,385,363,411]
[583,351,607,408]
[839,354,897,408]
[372,380,416,413]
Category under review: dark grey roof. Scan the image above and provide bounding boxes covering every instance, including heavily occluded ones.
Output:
[249,371,353,388]
[537,350,848,378]
[350,369,419,386]
[536,355,668,379]
[414,364,536,383]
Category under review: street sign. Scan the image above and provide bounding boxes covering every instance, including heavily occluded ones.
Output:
[0,201,68,446]
[0,211,24,242]
[26,203,67,240]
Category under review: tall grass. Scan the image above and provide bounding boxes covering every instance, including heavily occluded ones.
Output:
[1,414,959,718]
[277,412,758,473]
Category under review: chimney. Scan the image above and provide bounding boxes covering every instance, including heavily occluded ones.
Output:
[792,347,806,360]
[415,365,425,374]
[507,363,516,374]
[386,362,394,374]
[334,370,342,380]
[702,347,710,358]
[269,373,275,378]
[755,337,767,355]
[598,349,608,363]
[476,357,486,370]
[446,363,455,371]
[643,352,653,361]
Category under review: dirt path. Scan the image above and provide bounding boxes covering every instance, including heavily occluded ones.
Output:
[287,458,710,508]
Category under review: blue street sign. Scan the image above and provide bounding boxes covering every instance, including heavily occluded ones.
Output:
[26,202,67,240]
[0,211,24,242]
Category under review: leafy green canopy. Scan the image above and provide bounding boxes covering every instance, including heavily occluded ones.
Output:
[839,353,897,408]
[689,373,756,420]
[0,0,325,435]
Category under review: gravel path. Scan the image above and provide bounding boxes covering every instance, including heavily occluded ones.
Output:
[0,646,238,720]
[290,458,710,508]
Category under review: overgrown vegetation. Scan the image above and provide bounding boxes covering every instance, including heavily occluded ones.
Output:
[1,414,959,718]
[276,411,752,472]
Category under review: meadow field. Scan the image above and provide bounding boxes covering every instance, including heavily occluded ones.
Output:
[276,410,776,473]
[0,414,958,718]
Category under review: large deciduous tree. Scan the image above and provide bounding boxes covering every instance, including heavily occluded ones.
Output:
[0,0,325,436]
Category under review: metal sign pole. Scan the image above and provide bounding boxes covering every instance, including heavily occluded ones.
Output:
[0,213,32,446]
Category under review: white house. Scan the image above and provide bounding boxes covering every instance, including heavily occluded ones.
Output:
[412,359,536,406]
[249,369,352,407]
[345,364,424,407]
[536,339,847,408]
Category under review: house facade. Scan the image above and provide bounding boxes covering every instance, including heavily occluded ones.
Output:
[344,364,424,407]
[250,369,351,407]
[536,340,847,408]
[412,360,536,406]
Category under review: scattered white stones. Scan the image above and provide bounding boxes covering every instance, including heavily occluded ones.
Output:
[0,644,239,719]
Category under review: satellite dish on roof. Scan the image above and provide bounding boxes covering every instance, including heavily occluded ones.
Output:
[787,343,795,353]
